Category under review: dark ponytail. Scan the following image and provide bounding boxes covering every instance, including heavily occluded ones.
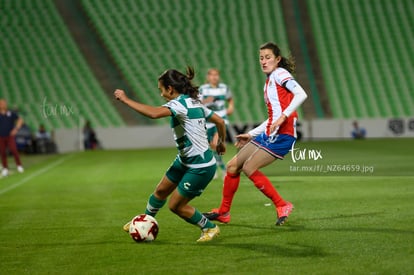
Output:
[260,42,295,73]
[158,66,199,99]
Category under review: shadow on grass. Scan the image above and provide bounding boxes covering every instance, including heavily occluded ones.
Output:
[320,227,414,235]
[302,211,383,221]
[219,221,307,233]
[298,211,414,234]
[149,222,329,258]
[153,238,328,258]
[209,242,328,259]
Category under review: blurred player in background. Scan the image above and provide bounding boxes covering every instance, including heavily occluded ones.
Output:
[114,66,226,242]
[0,99,24,177]
[204,42,308,226]
[199,69,234,178]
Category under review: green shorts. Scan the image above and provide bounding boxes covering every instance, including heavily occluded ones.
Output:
[166,158,216,199]
[207,124,229,143]
[206,127,217,143]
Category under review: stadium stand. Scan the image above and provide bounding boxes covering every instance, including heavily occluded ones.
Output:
[81,0,292,124]
[3,0,409,132]
[0,0,125,129]
[307,0,414,118]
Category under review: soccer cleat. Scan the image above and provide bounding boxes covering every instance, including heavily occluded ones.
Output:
[197,225,220,242]
[276,202,294,226]
[203,208,231,224]
[123,221,131,232]
[17,166,24,173]
[213,172,218,179]
[1,168,8,177]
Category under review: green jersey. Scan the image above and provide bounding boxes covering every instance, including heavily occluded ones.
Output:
[163,95,216,168]
[199,83,232,128]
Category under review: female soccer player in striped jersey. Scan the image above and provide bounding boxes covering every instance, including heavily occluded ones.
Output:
[205,42,308,226]
[199,69,234,178]
[114,67,226,242]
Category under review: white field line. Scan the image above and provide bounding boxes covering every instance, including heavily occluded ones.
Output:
[0,155,73,196]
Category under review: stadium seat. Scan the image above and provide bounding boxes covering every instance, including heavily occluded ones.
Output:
[0,0,125,130]
[81,0,291,124]
[307,0,413,118]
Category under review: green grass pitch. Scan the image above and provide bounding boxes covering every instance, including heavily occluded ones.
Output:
[0,138,413,274]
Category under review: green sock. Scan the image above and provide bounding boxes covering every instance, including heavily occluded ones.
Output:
[145,194,166,217]
[214,151,226,171]
[185,209,216,229]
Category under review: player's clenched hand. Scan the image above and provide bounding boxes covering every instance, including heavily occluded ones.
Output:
[216,142,226,155]
[114,89,128,102]
[234,133,252,149]
[269,114,287,133]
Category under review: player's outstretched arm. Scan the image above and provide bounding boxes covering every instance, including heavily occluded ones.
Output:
[114,89,171,119]
[208,113,226,155]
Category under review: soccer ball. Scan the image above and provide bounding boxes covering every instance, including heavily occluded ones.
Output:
[129,214,159,242]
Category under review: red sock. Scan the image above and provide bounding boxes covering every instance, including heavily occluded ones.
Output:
[249,170,286,207]
[218,172,240,214]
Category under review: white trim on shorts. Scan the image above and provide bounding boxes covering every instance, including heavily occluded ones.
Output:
[250,140,285,160]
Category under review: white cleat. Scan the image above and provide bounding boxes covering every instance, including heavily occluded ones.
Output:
[17,166,24,173]
[2,168,9,177]
[213,172,218,180]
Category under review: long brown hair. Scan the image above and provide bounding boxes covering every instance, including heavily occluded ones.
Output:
[260,42,295,73]
[158,66,199,99]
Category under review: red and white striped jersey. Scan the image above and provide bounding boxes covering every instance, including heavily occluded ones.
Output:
[263,68,297,137]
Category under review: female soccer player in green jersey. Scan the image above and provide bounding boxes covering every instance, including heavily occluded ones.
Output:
[114,66,226,242]
[199,69,234,178]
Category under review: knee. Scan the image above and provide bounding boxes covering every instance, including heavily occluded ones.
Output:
[226,160,239,175]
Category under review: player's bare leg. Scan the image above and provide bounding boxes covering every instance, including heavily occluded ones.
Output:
[211,132,225,178]
[242,148,293,225]
[123,176,175,232]
[204,143,259,222]
[169,190,219,242]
